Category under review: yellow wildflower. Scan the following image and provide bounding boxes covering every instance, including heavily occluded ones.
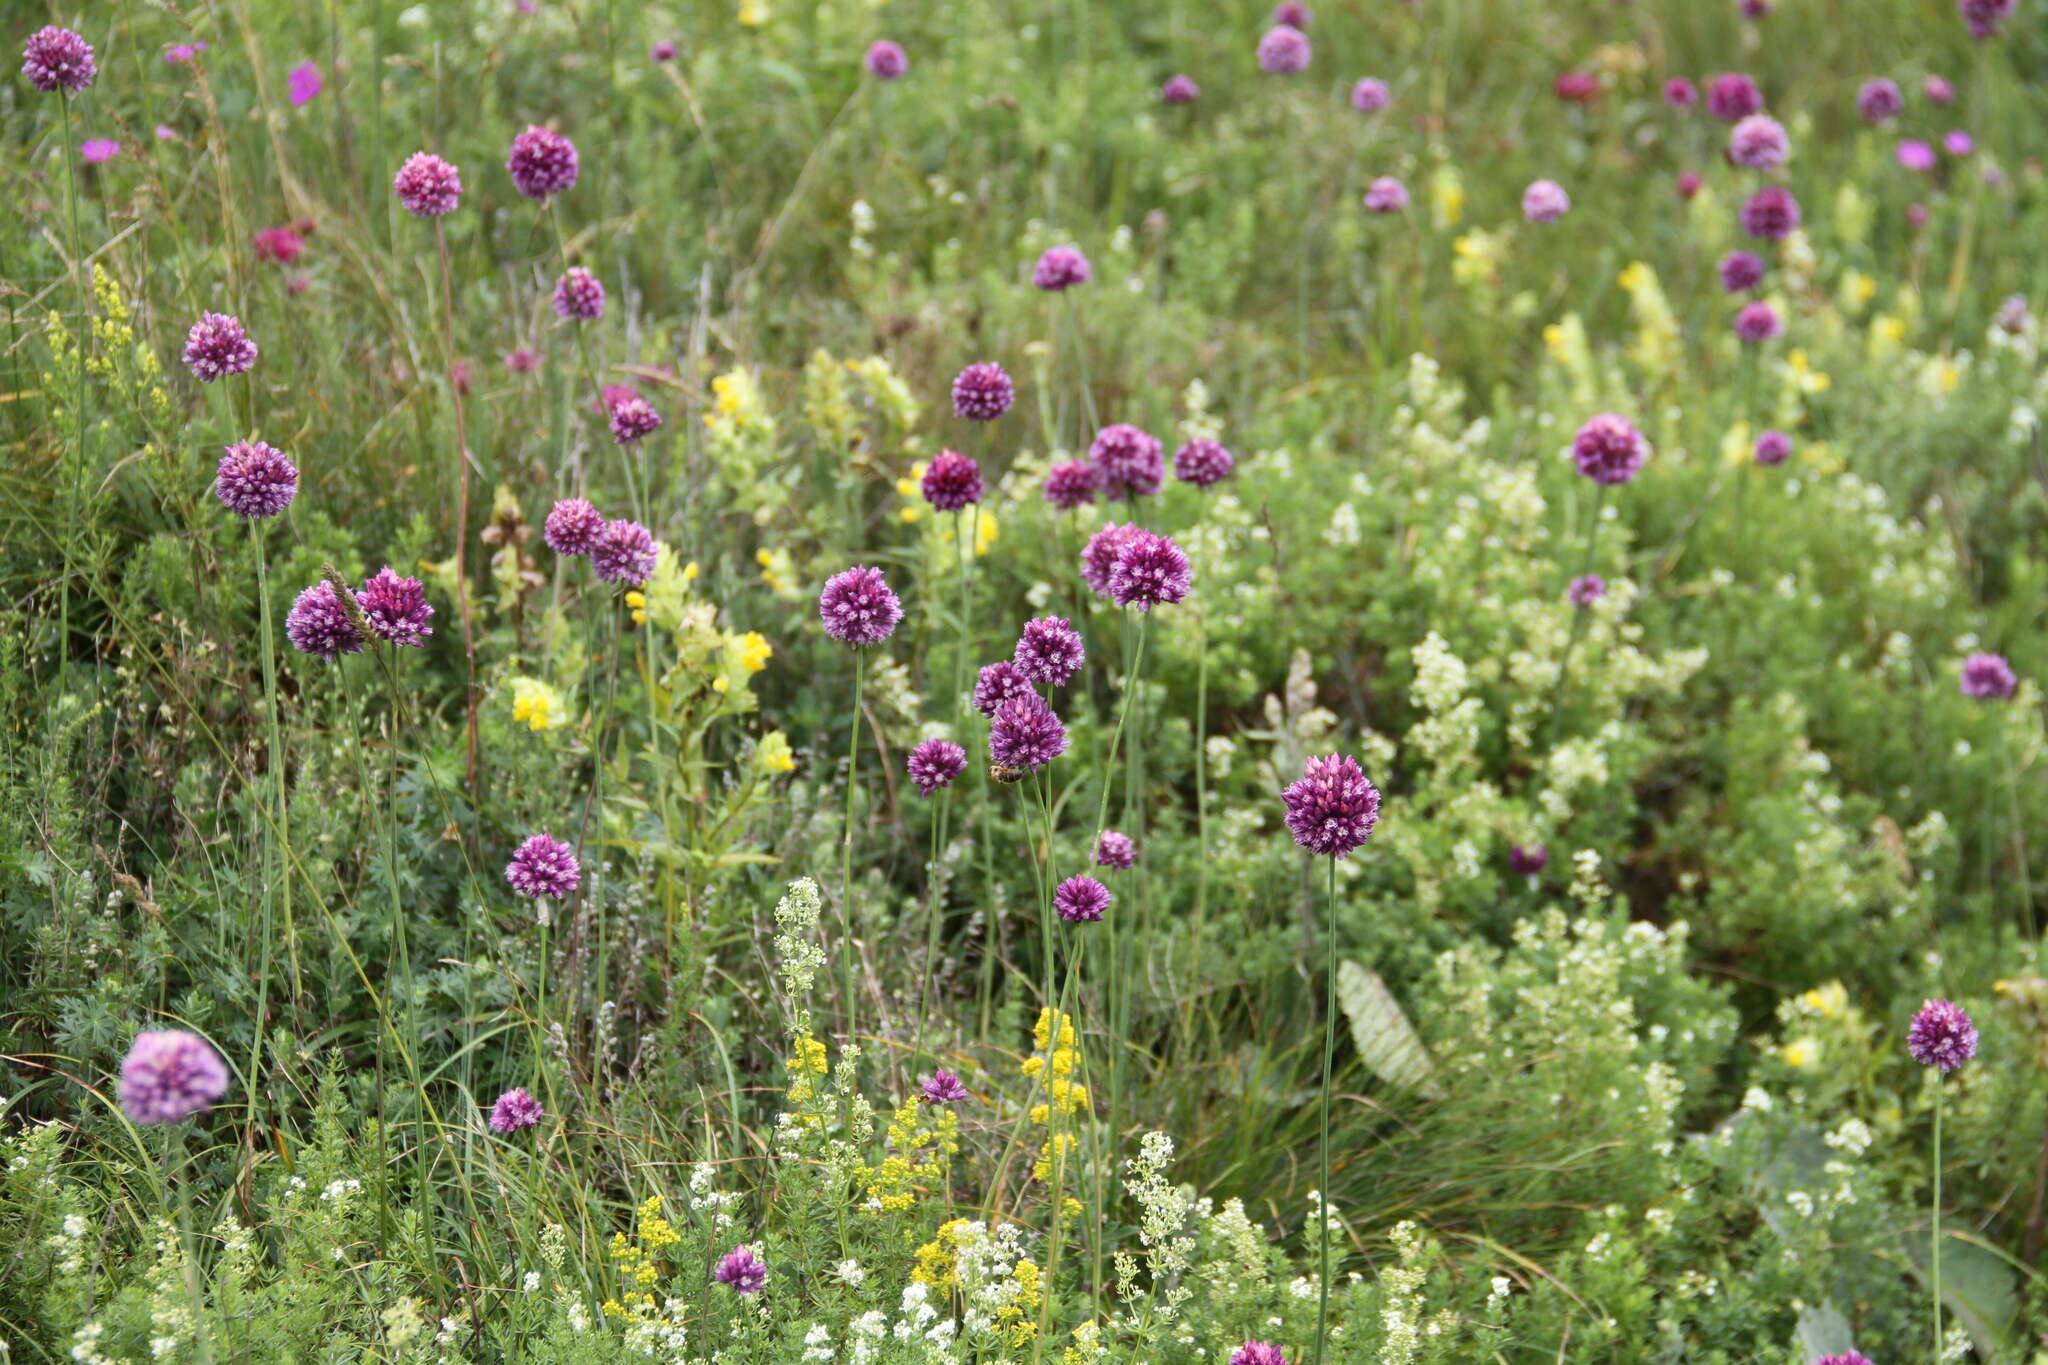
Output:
[508,677,569,732]
[757,730,795,774]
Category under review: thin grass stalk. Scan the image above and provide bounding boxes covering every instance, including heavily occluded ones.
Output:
[1313,853,1338,1365]
[1932,1074,1945,1363]
[56,94,89,693]
[839,649,868,1071]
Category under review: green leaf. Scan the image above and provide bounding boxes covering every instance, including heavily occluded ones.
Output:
[1903,1228,2020,1359]
[1335,960,1444,1098]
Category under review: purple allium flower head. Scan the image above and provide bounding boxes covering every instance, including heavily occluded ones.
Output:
[1351,77,1390,113]
[544,497,605,555]
[1055,874,1112,923]
[1095,829,1136,869]
[1508,844,1549,877]
[285,582,364,660]
[715,1245,767,1294]
[1736,300,1783,344]
[1363,176,1410,214]
[253,226,304,264]
[1959,0,2015,38]
[1897,138,1937,172]
[1108,528,1192,611]
[394,152,463,216]
[1521,179,1570,223]
[1857,78,1903,123]
[1741,186,1801,239]
[1706,72,1763,122]
[506,124,580,201]
[1742,0,1773,16]
[864,40,907,80]
[1728,114,1790,170]
[921,1069,970,1104]
[1161,73,1199,104]
[81,139,119,164]
[1663,77,1698,109]
[183,312,258,382]
[1960,651,2017,699]
[1753,430,1793,465]
[1677,170,1703,200]
[608,396,662,445]
[974,660,1032,716]
[215,440,299,518]
[164,43,204,66]
[952,362,1015,421]
[1272,0,1312,26]
[1090,424,1165,498]
[1282,753,1381,858]
[357,567,434,647]
[1555,71,1600,104]
[1231,1343,1288,1365]
[488,1087,544,1133]
[506,348,541,373]
[552,267,605,320]
[1045,460,1099,510]
[1256,25,1311,75]
[1080,523,1141,598]
[1814,1355,1875,1365]
[1033,245,1091,291]
[1925,74,1956,105]
[1906,203,1930,230]
[1014,616,1085,687]
[989,692,1069,772]
[1173,438,1235,488]
[1568,574,1605,607]
[818,566,903,646]
[287,62,322,106]
[1907,998,1979,1072]
[118,1030,228,1125]
[1944,129,1974,157]
[907,739,968,796]
[651,39,678,62]
[591,518,658,586]
[23,26,96,92]
[1571,414,1649,485]
[1719,251,1766,293]
[506,833,580,901]
[922,450,984,511]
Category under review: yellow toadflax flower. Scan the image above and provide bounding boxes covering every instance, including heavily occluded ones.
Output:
[756,730,795,774]
[508,677,569,731]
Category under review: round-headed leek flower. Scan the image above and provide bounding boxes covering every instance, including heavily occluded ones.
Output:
[951,362,1014,421]
[907,738,968,796]
[1740,185,1801,240]
[651,40,678,62]
[1032,245,1091,291]
[1925,74,1957,104]
[863,41,907,79]
[989,693,1069,773]
[921,450,983,511]
[1094,829,1136,869]
[1282,754,1381,858]
[1173,437,1234,488]
[1813,1354,1874,1365]
[357,567,434,647]
[117,1030,228,1125]
[1719,251,1765,293]
[214,440,298,519]
[1521,179,1571,223]
[1753,430,1793,466]
[1108,528,1192,611]
[1907,999,1978,1072]
[285,581,364,660]
[1571,414,1648,485]
[1960,652,2017,700]
[1663,77,1697,109]
[1706,72,1762,122]
[1508,844,1548,877]
[1231,1344,1288,1365]
[818,566,902,646]
[1271,0,1311,26]
[1363,176,1410,214]
[1256,25,1310,74]
[1080,522,1140,599]
[183,312,257,382]
[552,267,605,320]
[393,152,463,216]
[505,124,578,201]
[1351,77,1389,113]
[715,1245,767,1293]
[607,395,662,445]
[1089,423,1164,499]
[1728,114,1789,170]
[1735,300,1783,344]
[505,833,580,901]
[252,226,304,263]
[1014,616,1085,687]
[1054,874,1112,923]
[543,497,605,556]
[591,519,657,586]
[1858,79,1903,123]
[974,660,1031,716]
[1044,459,1099,510]
[1959,0,2015,39]
[22,26,96,93]
[1162,74,1199,104]
[1568,574,1606,607]
[921,1070,970,1104]
[488,1087,544,1133]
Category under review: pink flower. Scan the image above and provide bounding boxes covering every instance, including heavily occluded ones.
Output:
[1896,139,1937,172]
[80,139,119,164]
[1944,129,1974,157]
[288,61,322,107]
[154,124,178,142]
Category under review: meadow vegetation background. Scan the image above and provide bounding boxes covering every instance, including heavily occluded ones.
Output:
[4,0,2048,1361]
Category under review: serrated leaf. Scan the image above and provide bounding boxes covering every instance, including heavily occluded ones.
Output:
[1335,960,1444,1098]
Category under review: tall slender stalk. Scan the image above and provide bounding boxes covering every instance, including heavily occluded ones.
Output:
[56,94,90,692]
[247,523,298,1128]
[1545,482,1609,736]
[839,650,868,1062]
[1313,854,1338,1365]
[1932,1075,1945,1364]
[433,218,482,799]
